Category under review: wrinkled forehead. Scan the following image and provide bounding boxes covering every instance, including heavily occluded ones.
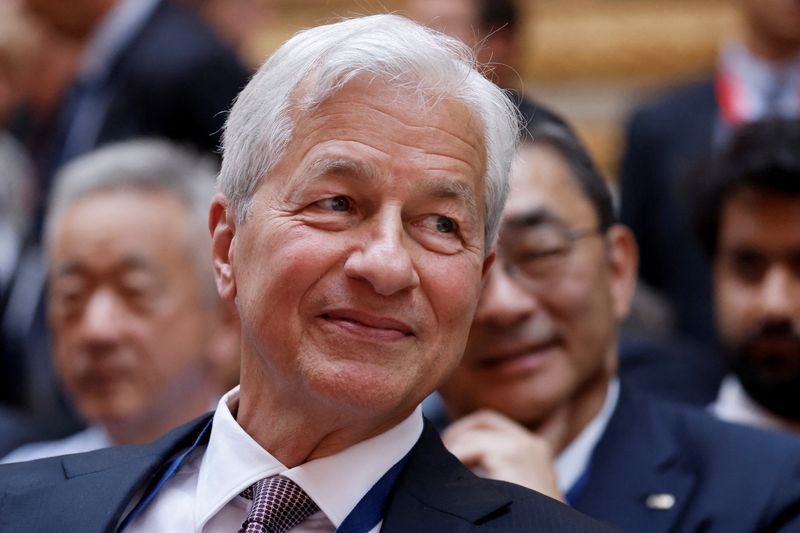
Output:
[287,73,488,179]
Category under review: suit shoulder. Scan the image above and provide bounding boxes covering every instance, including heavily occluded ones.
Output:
[483,478,621,532]
[642,394,800,480]
[627,78,716,134]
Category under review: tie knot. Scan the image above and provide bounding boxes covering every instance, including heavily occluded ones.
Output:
[239,476,320,533]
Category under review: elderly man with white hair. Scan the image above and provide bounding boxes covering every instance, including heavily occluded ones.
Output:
[0,14,615,533]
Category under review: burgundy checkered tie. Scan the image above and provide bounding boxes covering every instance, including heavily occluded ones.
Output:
[238,475,320,533]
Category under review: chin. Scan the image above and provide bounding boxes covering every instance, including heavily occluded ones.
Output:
[307,361,423,414]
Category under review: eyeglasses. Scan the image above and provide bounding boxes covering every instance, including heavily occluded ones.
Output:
[497,223,601,290]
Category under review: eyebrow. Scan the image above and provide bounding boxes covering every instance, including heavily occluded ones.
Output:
[307,156,479,217]
[503,208,564,231]
[54,256,155,278]
[307,158,380,183]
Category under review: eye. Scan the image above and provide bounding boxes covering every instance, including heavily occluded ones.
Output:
[728,250,768,284]
[434,215,456,233]
[317,195,353,212]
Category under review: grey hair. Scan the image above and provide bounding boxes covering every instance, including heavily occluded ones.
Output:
[45,139,219,302]
[218,14,519,253]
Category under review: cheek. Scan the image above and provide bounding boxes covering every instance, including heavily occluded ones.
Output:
[714,275,754,337]
[423,257,483,336]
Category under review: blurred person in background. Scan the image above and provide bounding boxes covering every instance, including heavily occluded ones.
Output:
[407,0,560,128]
[0,0,249,444]
[0,129,40,456]
[0,1,86,437]
[1,139,239,463]
[433,113,800,533]
[690,118,800,434]
[180,0,272,62]
[18,0,249,219]
[619,0,800,348]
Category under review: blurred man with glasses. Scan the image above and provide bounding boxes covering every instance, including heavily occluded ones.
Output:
[434,114,800,533]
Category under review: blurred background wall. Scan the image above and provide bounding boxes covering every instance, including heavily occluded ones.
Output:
[241,0,738,182]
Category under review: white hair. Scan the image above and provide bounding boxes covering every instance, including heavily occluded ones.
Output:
[218,14,519,253]
[45,139,219,302]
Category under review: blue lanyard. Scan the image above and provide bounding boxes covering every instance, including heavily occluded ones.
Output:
[334,450,411,533]
[118,419,411,533]
[118,418,214,531]
[565,466,591,507]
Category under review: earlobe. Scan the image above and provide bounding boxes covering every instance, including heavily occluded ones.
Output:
[606,224,639,321]
[209,193,237,302]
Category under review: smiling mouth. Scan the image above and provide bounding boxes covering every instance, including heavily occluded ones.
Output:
[320,311,414,340]
[478,339,560,370]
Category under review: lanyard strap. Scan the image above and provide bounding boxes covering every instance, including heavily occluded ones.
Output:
[335,450,412,533]
[118,418,213,531]
[564,466,591,507]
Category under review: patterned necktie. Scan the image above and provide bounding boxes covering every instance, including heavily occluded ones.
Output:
[238,475,320,533]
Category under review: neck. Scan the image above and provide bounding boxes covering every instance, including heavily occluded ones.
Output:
[532,374,612,455]
[235,376,411,467]
[103,382,217,445]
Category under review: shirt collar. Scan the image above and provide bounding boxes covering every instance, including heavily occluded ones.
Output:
[195,386,423,530]
[554,378,619,494]
[78,0,161,82]
[719,40,800,114]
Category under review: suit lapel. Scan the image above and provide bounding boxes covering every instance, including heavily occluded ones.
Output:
[382,421,513,532]
[573,388,696,533]
[0,413,213,532]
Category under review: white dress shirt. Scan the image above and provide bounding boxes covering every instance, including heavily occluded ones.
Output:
[554,378,619,496]
[719,41,800,122]
[125,386,423,533]
[0,426,112,464]
[711,375,794,433]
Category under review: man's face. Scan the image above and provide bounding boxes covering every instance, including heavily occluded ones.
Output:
[714,187,800,419]
[439,144,631,427]
[22,0,109,39]
[216,78,490,427]
[49,191,218,427]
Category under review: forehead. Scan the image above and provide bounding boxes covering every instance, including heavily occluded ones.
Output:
[504,143,597,227]
[279,77,487,196]
[719,188,800,248]
[50,190,193,269]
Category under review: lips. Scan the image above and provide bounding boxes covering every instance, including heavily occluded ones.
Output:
[320,309,414,340]
[477,338,560,370]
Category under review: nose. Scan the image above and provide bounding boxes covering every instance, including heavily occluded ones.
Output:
[757,265,799,321]
[474,261,540,329]
[77,289,124,351]
[344,210,420,296]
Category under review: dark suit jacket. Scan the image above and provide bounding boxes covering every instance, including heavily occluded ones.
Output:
[90,0,249,152]
[0,415,617,532]
[35,0,250,192]
[574,386,800,532]
[619,79,719,345]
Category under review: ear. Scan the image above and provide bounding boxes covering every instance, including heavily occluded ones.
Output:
[604,224,639,321]
[209,193,237,302]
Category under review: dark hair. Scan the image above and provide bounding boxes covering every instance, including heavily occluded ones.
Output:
[691,118,800,258]
[478,0,519,34]
[521,112,617,232]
